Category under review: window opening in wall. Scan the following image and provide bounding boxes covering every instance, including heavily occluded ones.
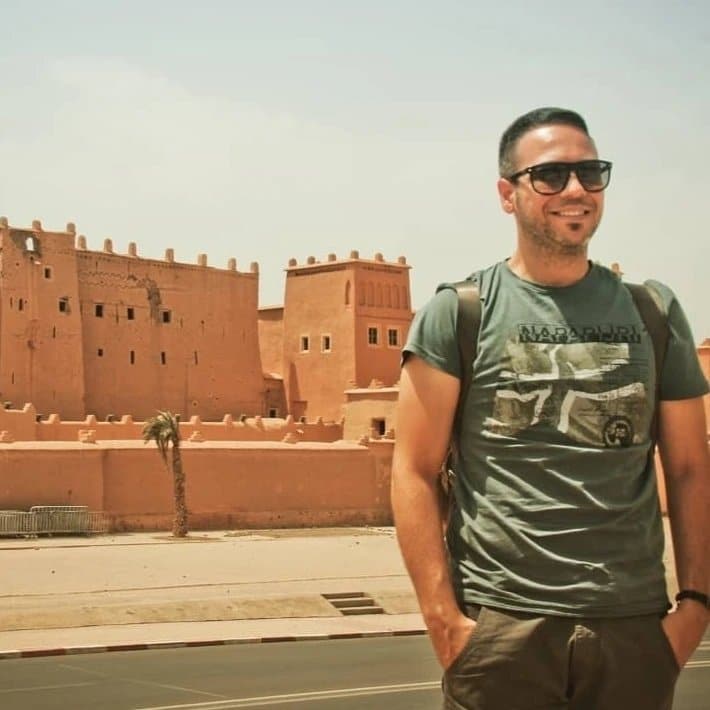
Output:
[58,298,68,313]
[345,281,351,305]
[194,351,198,365]
[95,304,104,317]
[97,348,104,357]
[269,408,278,418]
[388,328,399,347]
[11,372,15,384]
[44,267,52,279]
[300,335,310,352]
[18,299,24,311]
[127,307,135,320]
[161,351,167,365]
[371,418,386,436]
[130,350,135,365]
[9,298,12,308]
[321,335,331,352]
[161,309,172,324]
[367,326,379,345]
[52,326,56,338]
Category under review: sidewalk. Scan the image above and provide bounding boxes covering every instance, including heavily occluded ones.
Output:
[0,526,425,658]
[0,521,678,659]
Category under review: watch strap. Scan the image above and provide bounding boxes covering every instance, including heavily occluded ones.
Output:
[675,590,710,609]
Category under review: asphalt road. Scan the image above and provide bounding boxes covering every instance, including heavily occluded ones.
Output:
[0,634,708,710]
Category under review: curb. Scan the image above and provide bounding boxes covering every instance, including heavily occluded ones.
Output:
[0,628,428,660]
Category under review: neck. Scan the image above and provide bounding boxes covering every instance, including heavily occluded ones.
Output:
[507,245,590,287]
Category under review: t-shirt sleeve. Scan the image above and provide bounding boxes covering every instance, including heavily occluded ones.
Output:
[402,287,461,378]
[646,280,709,401]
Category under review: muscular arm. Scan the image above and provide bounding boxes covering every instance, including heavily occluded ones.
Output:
[391,355,475,669]
[658,396,710,666]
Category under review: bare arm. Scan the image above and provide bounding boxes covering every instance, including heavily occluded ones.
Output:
[658,396,710,666]
[391,355,475,669]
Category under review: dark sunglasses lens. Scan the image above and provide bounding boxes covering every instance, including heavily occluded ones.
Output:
[576,162,609,191]
[530,165,568,194]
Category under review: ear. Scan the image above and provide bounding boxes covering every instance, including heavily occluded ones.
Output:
[497,178,515,214]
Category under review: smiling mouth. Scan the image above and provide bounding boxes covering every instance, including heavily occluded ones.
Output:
[550,208,591,217]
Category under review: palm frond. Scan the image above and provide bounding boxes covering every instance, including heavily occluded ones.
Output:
[142,410,181,464]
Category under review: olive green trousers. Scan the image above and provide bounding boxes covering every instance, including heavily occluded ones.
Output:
[442,605,679,710]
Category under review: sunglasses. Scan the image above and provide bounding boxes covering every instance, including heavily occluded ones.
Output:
[506,160,612,195]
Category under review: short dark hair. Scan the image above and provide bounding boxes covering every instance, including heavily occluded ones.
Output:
[498,107,590,177]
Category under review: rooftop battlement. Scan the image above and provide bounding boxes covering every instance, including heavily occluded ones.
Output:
[285,250,409,271]
[0,218,259,275]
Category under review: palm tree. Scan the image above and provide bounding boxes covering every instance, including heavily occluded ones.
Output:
[142,411,188,537]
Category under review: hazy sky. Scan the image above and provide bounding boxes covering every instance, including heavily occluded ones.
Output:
[1,1,708,339]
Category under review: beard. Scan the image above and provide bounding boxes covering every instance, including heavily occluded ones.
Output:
[518,211,599,257]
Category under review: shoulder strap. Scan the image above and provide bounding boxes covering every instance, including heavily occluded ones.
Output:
[625,282,670,444]
[451,278,482,441]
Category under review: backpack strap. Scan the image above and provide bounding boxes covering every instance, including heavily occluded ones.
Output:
[624,282,670,445]
[451,279,482,443]
[434,276,481,497]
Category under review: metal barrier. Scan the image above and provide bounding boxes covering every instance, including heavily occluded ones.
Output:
[30,505,90,534]
[0,507,110,537]
[0,510,37,536]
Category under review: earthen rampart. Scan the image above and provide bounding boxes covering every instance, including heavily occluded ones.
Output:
[0,438,392,530]
[0,405,342,443]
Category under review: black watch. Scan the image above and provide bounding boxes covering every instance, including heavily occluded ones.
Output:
[675,590,710,609]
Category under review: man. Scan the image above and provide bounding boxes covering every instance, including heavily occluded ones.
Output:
[392,107,709,709]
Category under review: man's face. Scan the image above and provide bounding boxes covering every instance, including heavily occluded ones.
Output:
[497,124,605,256]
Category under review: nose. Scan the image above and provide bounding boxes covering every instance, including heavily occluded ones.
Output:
[561,170,587,197]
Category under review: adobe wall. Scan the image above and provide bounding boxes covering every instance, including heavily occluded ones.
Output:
[281,252,412,422]
[0,406,342,443]
[76,239,263,420]
[351,254,412,390]
[258,306,284,377]
[343,386,399,440]
[0,439,393,530]
[0,220,266,422]
[0,221,86,418]
[282,256,357,422]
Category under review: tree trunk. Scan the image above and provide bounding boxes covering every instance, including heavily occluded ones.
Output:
[171,444,188,537]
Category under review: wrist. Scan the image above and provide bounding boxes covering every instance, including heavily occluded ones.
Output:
[675,589,710,611]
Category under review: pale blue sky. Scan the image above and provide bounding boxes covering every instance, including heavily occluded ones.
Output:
[1,1,708,338]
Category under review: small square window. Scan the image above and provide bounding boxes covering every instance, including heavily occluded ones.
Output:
[300,336,310,352]
[388,328,399,347]
[97,348,104,357]
[43,267,52,279]
[321,335,331,352]
[127,307,135,320]
[161,310,171,324]
[58,298,68,313]
[95,304,104,318]
[367,327,379,345]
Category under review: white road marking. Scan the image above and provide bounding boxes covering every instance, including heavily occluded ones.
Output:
[686,660,710,669]
[0,681,95,694]
[135,680,440,709]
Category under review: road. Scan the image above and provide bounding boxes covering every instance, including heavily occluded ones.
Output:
[0,634,708,709]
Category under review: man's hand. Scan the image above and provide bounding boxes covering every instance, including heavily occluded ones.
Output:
[429,612,478,670]
[661,601,710,668]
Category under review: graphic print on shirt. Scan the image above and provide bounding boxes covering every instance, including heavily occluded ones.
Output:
[484,322,650,447]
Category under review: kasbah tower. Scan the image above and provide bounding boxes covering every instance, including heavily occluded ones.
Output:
[0,218,412,425]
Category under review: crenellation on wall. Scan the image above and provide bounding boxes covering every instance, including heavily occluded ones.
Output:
[285,251,412,271]
[0,403,343,443]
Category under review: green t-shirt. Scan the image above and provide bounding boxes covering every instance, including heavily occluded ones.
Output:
[403,261,708,617]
